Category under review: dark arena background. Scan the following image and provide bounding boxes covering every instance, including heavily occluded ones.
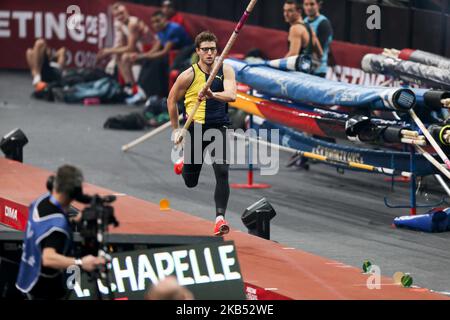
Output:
[1,0,450,307]
[142,0,450,56]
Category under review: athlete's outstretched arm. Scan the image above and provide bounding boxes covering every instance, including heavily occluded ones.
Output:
[201,64,236,103]
[167,68,194,130]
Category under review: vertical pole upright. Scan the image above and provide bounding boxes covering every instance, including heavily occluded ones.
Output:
[410,145,417,215]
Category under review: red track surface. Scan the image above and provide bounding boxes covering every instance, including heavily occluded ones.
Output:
[0,158,447,300]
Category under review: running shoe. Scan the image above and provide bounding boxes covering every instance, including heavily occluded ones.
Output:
[174,157,184,175]
[34,81,48,92]
[125,91,146,105]
[214,219,230,236]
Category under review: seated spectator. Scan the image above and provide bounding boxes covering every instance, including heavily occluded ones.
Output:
[161,0,196,72]
[97,2,152,95]
[123,10,193,105]
[161,0,191,36]
[26,39,66,91]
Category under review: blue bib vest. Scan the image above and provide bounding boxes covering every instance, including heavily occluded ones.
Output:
[305,15,333,75]
[16,193,71,293]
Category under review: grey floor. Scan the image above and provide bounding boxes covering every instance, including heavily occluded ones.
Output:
[1,71,450,294]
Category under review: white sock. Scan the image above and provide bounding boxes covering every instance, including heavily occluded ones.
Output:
[216,215,224,223]
[32,74,41,85]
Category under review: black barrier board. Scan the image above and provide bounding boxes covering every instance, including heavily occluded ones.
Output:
[67,240,245,300]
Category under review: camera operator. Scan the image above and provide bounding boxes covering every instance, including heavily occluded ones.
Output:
[16,165,105,300]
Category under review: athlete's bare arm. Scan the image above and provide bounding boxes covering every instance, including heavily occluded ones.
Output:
[167,68,195,130]
[285,24,303,58]
[139,40,173,60]
[200,64,236,103]
[97,21,141,59]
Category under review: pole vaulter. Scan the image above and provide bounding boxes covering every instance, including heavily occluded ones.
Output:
[121,0,259,152]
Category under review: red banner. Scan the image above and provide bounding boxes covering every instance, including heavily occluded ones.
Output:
[0,197,28,231]
[0,0,115,69]
[0,0,396,88]
[0,0,287,70]
[244,283,292,300]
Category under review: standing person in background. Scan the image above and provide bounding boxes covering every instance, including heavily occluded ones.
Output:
[282,0,324,169]
[303,0,333,78]
[283,0,322,63]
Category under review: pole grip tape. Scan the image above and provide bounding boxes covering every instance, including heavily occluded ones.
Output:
[235,11,250,33]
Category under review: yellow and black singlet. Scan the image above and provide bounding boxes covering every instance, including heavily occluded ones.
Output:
[184,63,229,126]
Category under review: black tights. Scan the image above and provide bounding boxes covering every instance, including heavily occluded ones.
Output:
[182,163,230,217]
[182,123,230,218]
